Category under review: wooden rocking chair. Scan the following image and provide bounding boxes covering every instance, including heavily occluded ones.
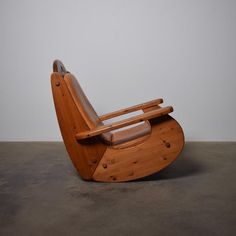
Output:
[51,60,184,182]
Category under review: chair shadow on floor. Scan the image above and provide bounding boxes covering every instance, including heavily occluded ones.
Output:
[134,152,206,182]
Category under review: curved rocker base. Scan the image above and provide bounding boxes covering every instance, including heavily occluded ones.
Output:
[93,115,184,182]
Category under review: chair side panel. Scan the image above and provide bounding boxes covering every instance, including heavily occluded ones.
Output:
[51,72,106,180]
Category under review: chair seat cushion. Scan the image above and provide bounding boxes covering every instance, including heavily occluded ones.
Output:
[101,122,151,145]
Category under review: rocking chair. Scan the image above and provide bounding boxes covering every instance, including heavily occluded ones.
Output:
[51,60,184,182]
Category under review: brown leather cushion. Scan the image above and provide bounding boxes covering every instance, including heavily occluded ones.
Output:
[64,74,101,129]
[101,122,151,145]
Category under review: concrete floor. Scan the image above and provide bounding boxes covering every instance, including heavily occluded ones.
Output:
[0,142,235,236]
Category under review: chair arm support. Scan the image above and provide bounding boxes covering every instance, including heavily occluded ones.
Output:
[99,98,163,121]
[76,106,173,140]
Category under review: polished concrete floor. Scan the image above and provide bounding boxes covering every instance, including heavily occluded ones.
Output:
[0,142,235,236]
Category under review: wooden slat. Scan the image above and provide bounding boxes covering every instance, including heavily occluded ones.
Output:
[99,98,163,121]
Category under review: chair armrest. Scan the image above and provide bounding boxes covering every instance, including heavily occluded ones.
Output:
[99,98,163,121]
[76,106,173,140]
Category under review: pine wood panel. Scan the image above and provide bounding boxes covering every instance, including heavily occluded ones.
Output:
[92,116,184,182]
[51,72,106,180]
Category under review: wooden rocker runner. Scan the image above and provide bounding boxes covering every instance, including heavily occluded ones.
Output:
[51,60,185,182]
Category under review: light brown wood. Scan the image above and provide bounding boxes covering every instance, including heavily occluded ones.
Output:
[93,116,184,182]
[51,60,185,182]
[51,71,106,180]
[99,98,163,121]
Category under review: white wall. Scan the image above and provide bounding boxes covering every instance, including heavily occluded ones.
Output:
[0,0,236,141]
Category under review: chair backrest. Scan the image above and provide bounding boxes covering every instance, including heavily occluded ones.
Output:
[53,60,100,129]
[64,74,101,129]
[51,60,106,180]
